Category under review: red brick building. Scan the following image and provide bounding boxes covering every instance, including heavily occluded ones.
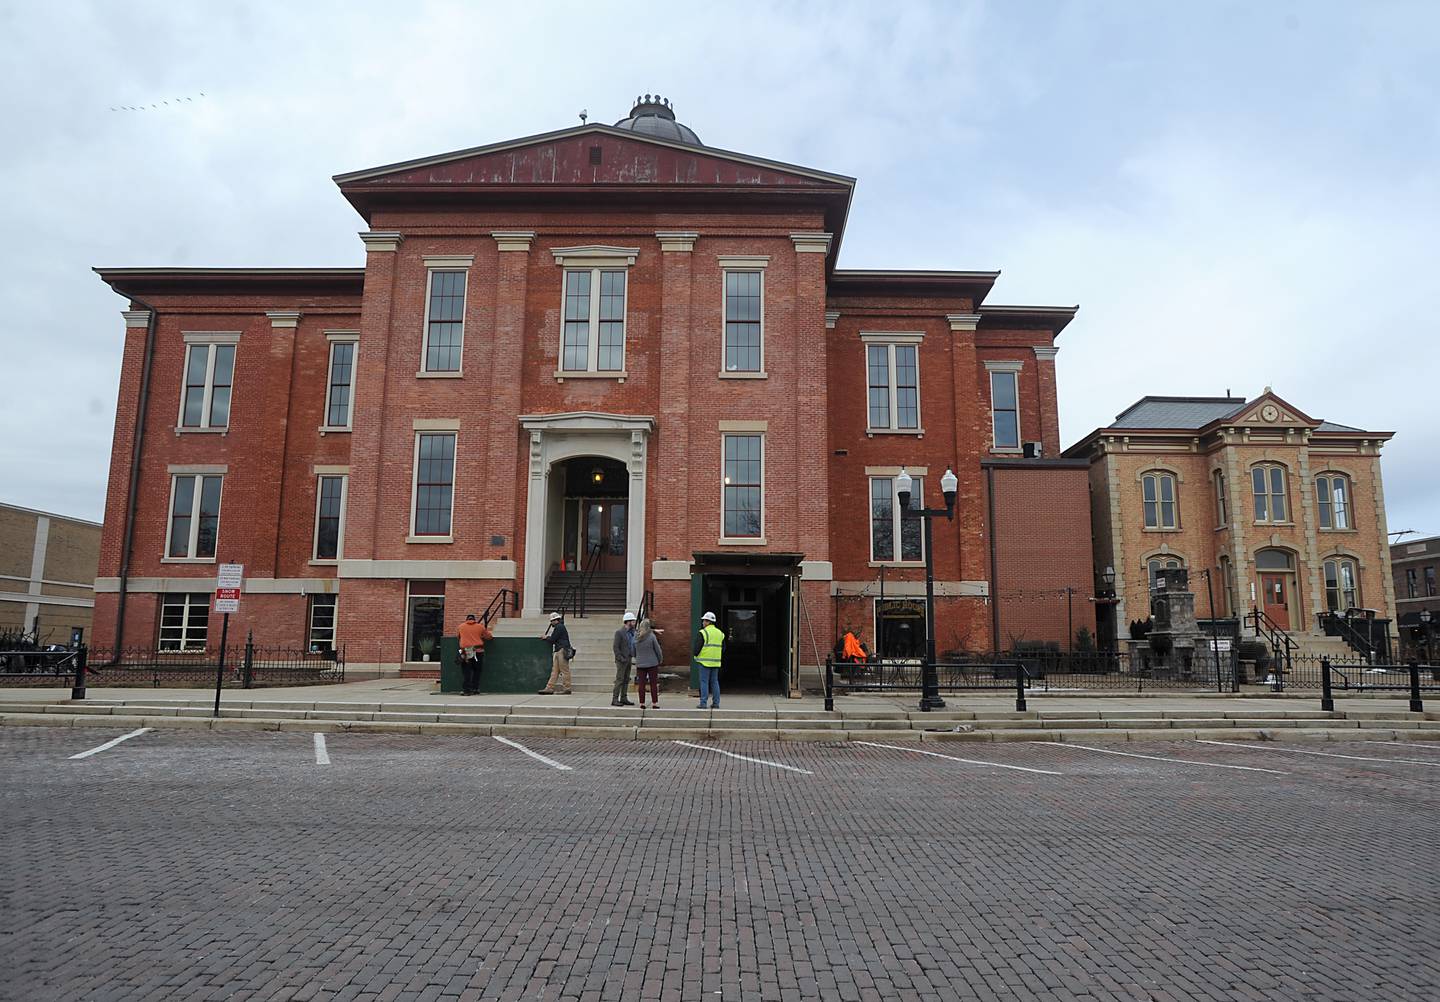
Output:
[93,97,1090,689]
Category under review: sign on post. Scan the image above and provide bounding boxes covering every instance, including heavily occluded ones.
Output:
[214,564,244,613]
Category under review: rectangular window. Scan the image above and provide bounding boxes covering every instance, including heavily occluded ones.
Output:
[865,343,920,431]
[869,477,924,562]
[1316,474,1350,530]
[167,474,222,559]
[325,340,356,428]
[1252,466,1287,523]
[180,342,235,429]
[990,370,1020,450]
[406,580,445,663]
[308,594,338,653]
[1142,473,1177,530]
[423,271,466,372]
[875,599,926,660]
[1213,470,1227,525]
[722,434,763,538]
[1407,568,1418,599]
[158,592,209,651]
[313,475,346,561]
[412,433,456,537]
[1427,566,1438,598]
[561,269,627,372]
[723,271,763,373]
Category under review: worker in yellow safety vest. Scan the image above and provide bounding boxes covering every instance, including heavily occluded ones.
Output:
[693,611,725,709]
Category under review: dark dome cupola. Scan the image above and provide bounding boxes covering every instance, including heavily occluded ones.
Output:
[613,94,702,146]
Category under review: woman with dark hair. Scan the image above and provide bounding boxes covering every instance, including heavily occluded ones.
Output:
[633,618,663,709]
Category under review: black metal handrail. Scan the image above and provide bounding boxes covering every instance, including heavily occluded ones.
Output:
[636,588,655,625]
[1316,611,1380,664]
[554,543,603,618]
[1246,607,1296,686]
[481,587,520,627]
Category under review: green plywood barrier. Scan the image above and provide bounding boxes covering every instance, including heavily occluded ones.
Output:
[440,635,553,694]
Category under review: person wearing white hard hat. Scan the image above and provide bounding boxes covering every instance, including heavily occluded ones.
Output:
[693,610,725,709]
[610,611,638,706]
[538,611,573,695]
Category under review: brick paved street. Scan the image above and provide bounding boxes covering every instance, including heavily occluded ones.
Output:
[2,729,1438,1001]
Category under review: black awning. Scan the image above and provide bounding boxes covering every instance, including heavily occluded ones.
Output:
[691,552,804,576]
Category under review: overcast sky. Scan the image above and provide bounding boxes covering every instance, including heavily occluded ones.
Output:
[1,1,1436,539]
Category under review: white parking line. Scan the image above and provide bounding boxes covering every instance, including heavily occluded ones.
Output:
[673,740,813,775]
[854,741,1063,775]
[313,733,330,766]
[68,728,152,760]
[1199,740,1440,767]
[1039,741,1289,774]
[1384,741,1440,751]
[494,735,573,771]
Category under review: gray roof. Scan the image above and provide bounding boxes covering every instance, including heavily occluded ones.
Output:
[1316,420,1364,433]
[1110,397,1246,429]
[613,96,702,146]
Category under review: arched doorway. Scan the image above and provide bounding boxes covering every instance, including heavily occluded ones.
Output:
[1254,548,1297,629]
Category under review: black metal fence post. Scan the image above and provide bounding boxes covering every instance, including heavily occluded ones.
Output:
[1014,662,1027,713]
[212,613,230,718]
[71,644,87,701]
[242,631,255,689]
[1410,661,1424,714]
[1320,657,1334,713]
[824,656,834,712]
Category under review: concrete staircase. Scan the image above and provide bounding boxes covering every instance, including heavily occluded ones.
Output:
[4,696,1438,744]
[490,614,631,693]
[542,570,626,616]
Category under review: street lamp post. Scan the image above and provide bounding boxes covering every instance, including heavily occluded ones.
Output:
[1421,609,1435,679]
[896,467,959,712]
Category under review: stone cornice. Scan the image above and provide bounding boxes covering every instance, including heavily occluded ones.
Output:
[946,313,982,332]
[359,231,403,252]
[655,231,698,252]
[824,310,841,329]
[1033,345,1060,360]
[121,310,152,328]
[492,230,536,252]
[266,310,302,329]
[790,231,833,254]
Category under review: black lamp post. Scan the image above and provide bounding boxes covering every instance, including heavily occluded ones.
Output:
[1421,609,1434,676]
[896,466,959,711]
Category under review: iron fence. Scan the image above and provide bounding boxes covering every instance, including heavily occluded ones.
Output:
[1264,653,1440,692]
[0,643,345,689]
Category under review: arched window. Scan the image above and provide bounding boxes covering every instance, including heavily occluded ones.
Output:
[1323,557,1360,612]
[1213,469,1228,526]
[1146,555,1183,590]
[1315,473,1353,530]
[1141,471,1177,529]
[1251,464,1288,523]
[1219,554,1236,616]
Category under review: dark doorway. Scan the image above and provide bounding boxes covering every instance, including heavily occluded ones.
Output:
[702,574,790,692]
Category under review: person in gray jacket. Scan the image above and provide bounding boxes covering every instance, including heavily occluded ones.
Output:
[611,611,637,706]
[633,618,664,709]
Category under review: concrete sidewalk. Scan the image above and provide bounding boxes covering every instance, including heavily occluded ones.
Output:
[0,677,1430,717]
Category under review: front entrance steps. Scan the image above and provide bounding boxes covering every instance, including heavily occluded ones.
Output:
[541,570,626,615]
[489,615,647,692]
[4,695,1437,743]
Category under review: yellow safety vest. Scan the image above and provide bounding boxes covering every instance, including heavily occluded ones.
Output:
[696,623,725,668]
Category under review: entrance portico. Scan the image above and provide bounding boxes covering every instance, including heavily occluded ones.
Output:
[520,412,654,617]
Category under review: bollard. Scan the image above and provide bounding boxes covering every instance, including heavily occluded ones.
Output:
[1410,661,1424,714]
[71,644,87,701]
[242,631,255,690]
[1320,657,1334,713]
[1014,661,1027,713]
[824,657,834,712]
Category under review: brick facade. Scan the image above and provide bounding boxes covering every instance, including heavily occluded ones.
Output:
[91,104,1091,679]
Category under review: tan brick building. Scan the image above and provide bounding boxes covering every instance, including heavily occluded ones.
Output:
[0,502,101,645]
[1066,390,1396,653]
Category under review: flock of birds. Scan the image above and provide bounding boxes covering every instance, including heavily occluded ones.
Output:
[109,93,206,112]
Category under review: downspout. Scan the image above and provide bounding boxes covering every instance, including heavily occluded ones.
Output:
[987,465,1000,651]
[107,297,158,661]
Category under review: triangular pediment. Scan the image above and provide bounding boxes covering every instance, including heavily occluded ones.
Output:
[335,125,852,191]
[1223,390,1319,429]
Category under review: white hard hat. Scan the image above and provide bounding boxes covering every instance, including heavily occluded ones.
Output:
[622,611,636,622]
[702,611,717,622]
[549,611,562,621]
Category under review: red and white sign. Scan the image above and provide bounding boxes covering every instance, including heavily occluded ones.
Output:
[214,564,244,613]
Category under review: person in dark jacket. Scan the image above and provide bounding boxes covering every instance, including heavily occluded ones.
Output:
[611,611,637,706]
[634,618,664,709]
[539,612,573,695]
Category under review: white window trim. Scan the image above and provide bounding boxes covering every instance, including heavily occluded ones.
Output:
[556,267,630,379]
[409,431,456,543]
[162,473,222,563]
[1213,469,1228,528]
[176,340,236,432]
[419,268,468,375]
[159,592,210,651]
[1141,471,1179,531]
[311,474,348,564]
[988,368,1022,453]
[307,593,339,652]
[862,338,925,435]
[719,432,765,545]
[1251,464,1291,524]
[868,476,925,566]
[321,333,358,433]
[720,261,768,378]
[1315,473,1355,531]
[551,245,639,268]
